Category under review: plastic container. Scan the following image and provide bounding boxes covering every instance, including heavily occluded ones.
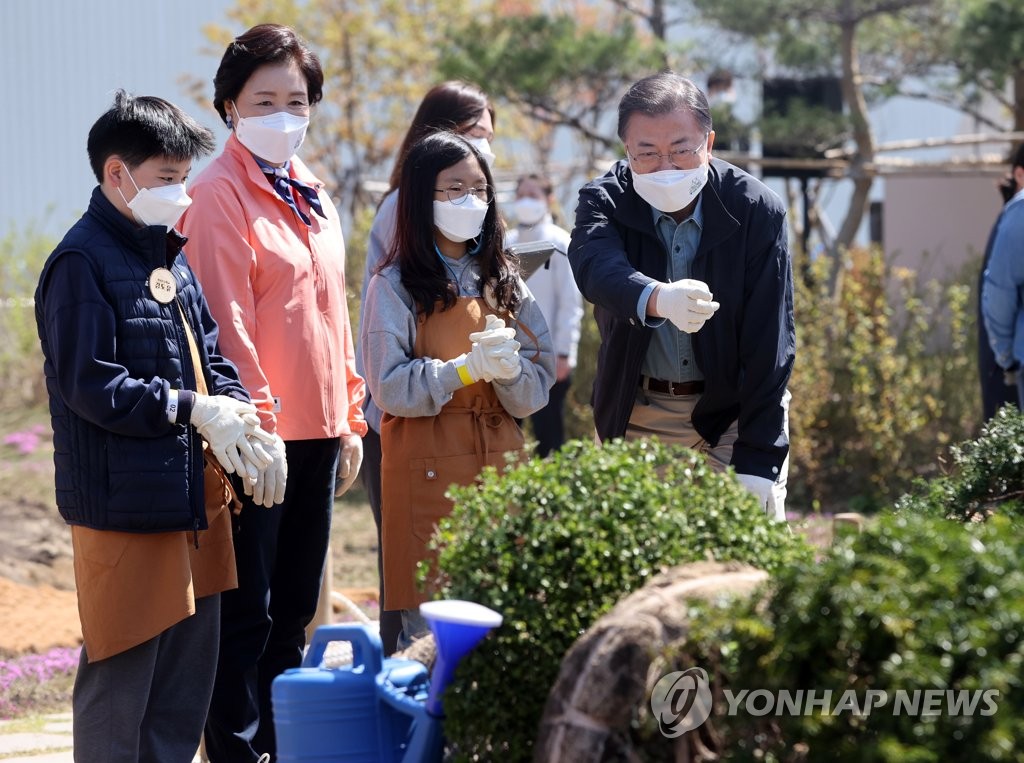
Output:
[272,624,427,763]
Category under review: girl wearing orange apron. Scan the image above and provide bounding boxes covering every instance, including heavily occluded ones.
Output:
[360,132,555,642]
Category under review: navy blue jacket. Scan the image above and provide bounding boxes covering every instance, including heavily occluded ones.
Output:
[35,187,249,532]
[568,158,795,480]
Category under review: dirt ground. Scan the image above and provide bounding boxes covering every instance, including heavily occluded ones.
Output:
[0,485,382,657]
[0,492,79,655]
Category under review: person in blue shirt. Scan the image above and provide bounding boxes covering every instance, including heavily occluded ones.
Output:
[982,143,1024,407]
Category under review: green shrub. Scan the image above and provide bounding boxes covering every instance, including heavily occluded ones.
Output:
[896,404,1024,523]
[559,244,980,514]
[424,437,812,761]
[0,224,54,411]
[675,512,1024,761]
[788,246,977,512]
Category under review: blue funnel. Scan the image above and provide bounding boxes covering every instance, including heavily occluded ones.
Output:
[420,600,503,717]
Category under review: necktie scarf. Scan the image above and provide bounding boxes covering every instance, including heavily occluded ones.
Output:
[261,163,325,227]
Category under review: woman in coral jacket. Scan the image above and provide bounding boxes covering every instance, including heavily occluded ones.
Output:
[177,23,367,762]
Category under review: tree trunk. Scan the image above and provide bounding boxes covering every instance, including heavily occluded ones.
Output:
[1014,69,1024,146]
[830,14,876,296]
[650,0,667,46]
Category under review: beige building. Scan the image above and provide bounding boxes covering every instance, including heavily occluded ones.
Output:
[883,173,1004,284]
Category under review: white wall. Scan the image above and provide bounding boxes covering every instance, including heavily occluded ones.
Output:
[884,175,1000,283]
[1,0,235,240]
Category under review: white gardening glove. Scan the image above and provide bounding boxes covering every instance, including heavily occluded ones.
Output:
[458,315,522,383]
[736,473,785,522]
[657,279,720,333]
[190,394,273,476]
[459,341,522,383]
[246,432,288,508]
[335,433,364,497]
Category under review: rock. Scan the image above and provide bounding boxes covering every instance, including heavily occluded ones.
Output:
[533,561,768,763]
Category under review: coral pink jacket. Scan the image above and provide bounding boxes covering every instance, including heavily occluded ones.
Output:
[179,134,366,440]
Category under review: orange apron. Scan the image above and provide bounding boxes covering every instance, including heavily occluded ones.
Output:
[380,297,524,610]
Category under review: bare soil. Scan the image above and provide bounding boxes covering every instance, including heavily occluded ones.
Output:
[0,491,383,657]
[0,504,77,656]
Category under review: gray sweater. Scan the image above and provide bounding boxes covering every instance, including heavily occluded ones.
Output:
[360,257,555,431]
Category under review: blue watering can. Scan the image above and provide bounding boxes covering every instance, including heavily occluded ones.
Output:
[272,600,503,762]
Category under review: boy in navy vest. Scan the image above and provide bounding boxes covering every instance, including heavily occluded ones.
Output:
[35,90,286,762]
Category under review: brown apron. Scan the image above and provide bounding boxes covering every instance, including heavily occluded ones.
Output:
[380,297,524,610]
[72,305,240,662]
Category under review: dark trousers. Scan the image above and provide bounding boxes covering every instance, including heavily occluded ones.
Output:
[979,308,1018,420]
[978,243,1019,421]
[530,377,571,458]
[362,426,403,655]
[204,438,340,763]
[73,593,220,763]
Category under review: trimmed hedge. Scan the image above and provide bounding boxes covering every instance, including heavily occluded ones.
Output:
[671,512,1024,761]
[423,437,812,761]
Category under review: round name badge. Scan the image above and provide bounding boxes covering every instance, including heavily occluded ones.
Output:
[148,267,177,304]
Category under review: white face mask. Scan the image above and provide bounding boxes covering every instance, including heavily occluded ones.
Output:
[630,162,708,213]
[232,105,309,164]
[465,137,496,167]
[513,197,547,226]
[117,165,192,229]
[434,195,489,243]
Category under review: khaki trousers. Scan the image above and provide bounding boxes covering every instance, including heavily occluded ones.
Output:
[620,388,791,521]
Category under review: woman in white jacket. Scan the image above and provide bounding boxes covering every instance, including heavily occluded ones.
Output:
[506,174,584,457]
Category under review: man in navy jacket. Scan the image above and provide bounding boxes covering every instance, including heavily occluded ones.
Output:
[568,71,794,519]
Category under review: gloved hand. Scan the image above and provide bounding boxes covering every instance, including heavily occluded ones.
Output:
[1004,364,1019,387]
[190,394,273,476]
[246,432,288,508]
[469,314,517,347]
[736,473,786,523]
[458,315,521,383]
[656,279,720,333]
[335,433,364,497]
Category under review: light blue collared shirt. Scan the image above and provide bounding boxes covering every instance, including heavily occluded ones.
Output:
[638,198,705,383]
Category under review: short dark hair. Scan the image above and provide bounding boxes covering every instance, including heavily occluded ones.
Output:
[86,90,216,182]
[212,24,324,124]
[515,173,554,197]
[998,143,1024,202]
[388,81,494,190]
[617,71,712,141]
[386,131,519,317]
[707,68,734,93]
[1013,142,1024,171]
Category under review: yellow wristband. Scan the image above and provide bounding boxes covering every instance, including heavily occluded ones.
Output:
[456,363,475,386]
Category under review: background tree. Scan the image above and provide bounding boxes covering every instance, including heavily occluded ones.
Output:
[186,0,479,222]
[951,0,1024,137]
[437,2,674,189]
[690,0,935,287]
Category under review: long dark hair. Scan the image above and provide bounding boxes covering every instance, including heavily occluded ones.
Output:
[386,131,519,318]
[387,81,494,191]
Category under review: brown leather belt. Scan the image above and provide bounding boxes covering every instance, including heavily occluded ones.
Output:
[640,377,705,396]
